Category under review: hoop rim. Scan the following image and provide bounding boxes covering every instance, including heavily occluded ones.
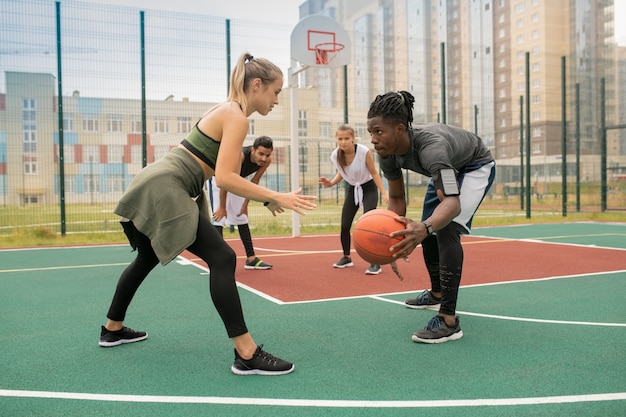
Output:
[314,42,345,53]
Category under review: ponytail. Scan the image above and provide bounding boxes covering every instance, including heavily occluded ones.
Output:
[228,52,283,114]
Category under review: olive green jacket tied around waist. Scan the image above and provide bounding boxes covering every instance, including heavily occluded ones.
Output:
[114,147,208,265]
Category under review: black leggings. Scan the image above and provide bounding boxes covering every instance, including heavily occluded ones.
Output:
[340,179,378,256]
[107,214,248,338]
[421,222,464,316]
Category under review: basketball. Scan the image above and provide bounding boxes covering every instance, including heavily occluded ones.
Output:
[353,209,405,265]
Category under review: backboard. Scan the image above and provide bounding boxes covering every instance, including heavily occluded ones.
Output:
[290,15,351,68]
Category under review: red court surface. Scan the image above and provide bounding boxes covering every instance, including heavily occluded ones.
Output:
[183,234,626,303]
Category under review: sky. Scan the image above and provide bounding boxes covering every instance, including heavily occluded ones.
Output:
[81,0,302,27]
[82,0,625,45]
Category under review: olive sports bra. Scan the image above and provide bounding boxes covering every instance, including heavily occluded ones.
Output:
[180,124,220,169]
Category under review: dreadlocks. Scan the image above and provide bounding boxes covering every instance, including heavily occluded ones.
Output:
[367,91,415,129]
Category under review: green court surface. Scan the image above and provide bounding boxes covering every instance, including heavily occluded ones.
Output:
[1,222,625,416]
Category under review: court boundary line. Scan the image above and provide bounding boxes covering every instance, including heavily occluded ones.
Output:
[369,294,626,327]
[1,389,625,408]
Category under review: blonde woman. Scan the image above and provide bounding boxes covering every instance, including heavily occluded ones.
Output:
[319,125,388,274]
[100,52,316,375]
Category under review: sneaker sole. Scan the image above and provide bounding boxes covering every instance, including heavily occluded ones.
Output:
[411,330,463,344]
[231,364,295,376]
[333,263,354,268]
[244,265,272,270]
[365,270,381,275]
[99,334,148,347]
[404,303,441,310]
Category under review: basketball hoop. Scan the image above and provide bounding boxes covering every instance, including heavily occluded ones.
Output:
[314,42,345,66]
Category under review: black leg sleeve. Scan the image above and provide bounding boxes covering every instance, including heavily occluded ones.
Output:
[421,235,441,293]
[237,223,255,258]
[435,223,464,316]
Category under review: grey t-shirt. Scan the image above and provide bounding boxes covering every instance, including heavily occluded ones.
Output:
[379,123,493,182]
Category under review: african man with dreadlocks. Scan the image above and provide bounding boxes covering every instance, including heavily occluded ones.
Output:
[366,91,495,344]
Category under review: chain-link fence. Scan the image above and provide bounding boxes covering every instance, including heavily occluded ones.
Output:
[1,0,624,238]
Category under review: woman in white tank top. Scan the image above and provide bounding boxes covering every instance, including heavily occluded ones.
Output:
[319,125,388,275]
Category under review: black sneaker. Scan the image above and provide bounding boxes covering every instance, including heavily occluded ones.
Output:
[99,325,148,347]
[412,316,463,344]
[404,290,441,310]
[333,256,354,268]
[231,345,295,376]
[245,257,273,270]
[365,264,382,275]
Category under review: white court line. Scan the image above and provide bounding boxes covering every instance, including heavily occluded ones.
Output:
[369,296,626,327]
[1,389,625,408]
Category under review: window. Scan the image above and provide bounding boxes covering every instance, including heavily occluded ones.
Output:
[22,195,39,205]
[85,175,100,193]
[299,145,308,173]
[131,145,143,164]
[514,3,526,13]
[532,111,540,120]
[177,117,191,133]
[298,110,307,136]
[532,79,540,88]
[64,176,76,194]
[249,119,255,136]
[108,145,124,164]
[355,123,367,141]
[62,144,75,164]
[131,116,142,133]
[517,35,524,44]
[532,144,541,154]
[500,103,507,113]
[154,117,168,133]
[531,29,539,39]
[532,127,542,137]
[531,13,539,23]
[500,133,507,143]
[107,175,124,193]
[23,154,38,175]
[320,122,333,138]
[532,95,541,104]
[63,113,74,132]
[83,114,99,132]
[23,130,37,153]
[84,145,100,164]
[23,99,37,153]
[108,114,123,132]
[532,62,540,72]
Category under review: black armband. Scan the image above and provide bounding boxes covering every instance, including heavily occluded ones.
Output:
[263,201,270,206]
[434,169,460,196]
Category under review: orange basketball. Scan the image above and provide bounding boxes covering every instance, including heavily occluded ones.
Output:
[353,209,405,265]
